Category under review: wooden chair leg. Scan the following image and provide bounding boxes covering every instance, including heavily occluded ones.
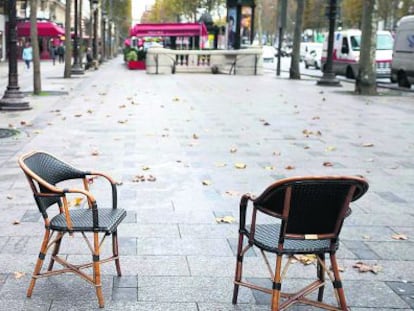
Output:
[232,232,244,304]
[317,253,325,302]
[93,232,104,308]
[27,229,51,297]
[112,231,122,276]
[47,232,64,271]
[271,255,283,311]
[330,253,348,310]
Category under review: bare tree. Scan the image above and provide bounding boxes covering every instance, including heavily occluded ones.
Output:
[64,0,72,78]
[30,0,41,94]
[355,0,377,95]
[289,0,304,79]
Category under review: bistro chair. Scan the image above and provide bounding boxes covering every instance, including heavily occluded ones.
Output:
[232,175,369,310]
[18,151,127,308]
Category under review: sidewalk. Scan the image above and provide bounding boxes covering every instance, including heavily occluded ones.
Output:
[0,57,413,310]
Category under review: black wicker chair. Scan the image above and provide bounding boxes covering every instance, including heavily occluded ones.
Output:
[18,151,127,308]
[232,175,369,310]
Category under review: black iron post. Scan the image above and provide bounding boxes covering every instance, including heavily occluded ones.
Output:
[101,10,107,62]
[91,0,99,60]
[71,0,84,74]
[276,0,287,76]
[0,0,30,110]
[107,20,112,59]
[317,0,341,86]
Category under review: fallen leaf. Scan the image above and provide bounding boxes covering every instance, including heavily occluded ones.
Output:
[225,190,240,196]
[230,147,238,153]
[14,271,25,279]
[115,181,123,186]
[74,114,82,117]
[142,166,150,171]
[214,162,227,167]
[215,216,236,224]
[323,162,334,167]
[192,133,199,139]
[172,97,180,102]
[325,146,336,152]
[118,120,128,124]
[146,175,157,182]
[285,165,295,170]
[312,116,320,120]
[264,166,275,170]
[6,195,13,200]
[392,233,408,240]
[362,143,374,147]
[12,220,20,225]
[87,109,93,114]
[304,146,310,149]
[119,104,127,109]
[263,121,270,126]
[353,261,382,274]
[73,197,83,206]
[235,163,247,169]
[202,180,212,186]
[273,151,281,156]
[132,175,146,182]
[91,150,99,156]
[293,254,316,265]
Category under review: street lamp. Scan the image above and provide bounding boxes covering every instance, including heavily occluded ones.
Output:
[317,0,341,86]
[71,0,85,74]
[90,0,99,61]
[0,0,30,110]
[107,19,112,59]
[101,10,107,62]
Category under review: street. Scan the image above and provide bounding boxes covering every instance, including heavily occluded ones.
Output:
[0,57,413,310]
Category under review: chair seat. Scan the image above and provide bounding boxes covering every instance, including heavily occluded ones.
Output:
[246,224,338,254]
[50,208,127,233]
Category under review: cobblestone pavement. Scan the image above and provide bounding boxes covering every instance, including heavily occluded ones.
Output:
[0,57,413,310]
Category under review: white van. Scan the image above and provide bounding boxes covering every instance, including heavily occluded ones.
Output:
[321,29,394,79]
[391,15,414,88]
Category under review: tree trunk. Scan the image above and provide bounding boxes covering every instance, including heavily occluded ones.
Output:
[64,0,72,78]
[79,0,83,67]
[30,0,41,94]
[289,0,305,79]
[355,0,377,95]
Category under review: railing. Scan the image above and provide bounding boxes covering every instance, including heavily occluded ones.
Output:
[146,47,263,75]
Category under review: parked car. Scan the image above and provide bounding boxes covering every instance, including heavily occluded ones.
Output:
[300,42,323,62]
[391,15,414,88]
[304,43,322,69]
[262,45,276,62]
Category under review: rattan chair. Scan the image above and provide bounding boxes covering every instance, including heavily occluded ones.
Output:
[232,176,369,310]
[18,151,127,308]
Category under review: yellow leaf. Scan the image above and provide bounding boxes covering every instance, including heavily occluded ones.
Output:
[142,166,150,171]
[215,216,235,224]
[235,163,247,169]
[293,254,316,265]
[172,97,180,102]
[325,146,336,152]
[264,166,275,170]
[72,197,83,206]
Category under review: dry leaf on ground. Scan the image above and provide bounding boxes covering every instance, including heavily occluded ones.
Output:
[12,220,20,225]
[293,254,316,265]
[353,261,382,274]
[215,216,236,224]
[230,147,238,153]
[392,233,408,240]
[235,163,247,169]
[362,143,374,147]
[202,180,212,186]
[285,165,295,170]
[14,271,25,279]
[323,162,334,167]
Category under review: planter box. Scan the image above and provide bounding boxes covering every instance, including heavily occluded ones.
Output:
[128,60,146,70]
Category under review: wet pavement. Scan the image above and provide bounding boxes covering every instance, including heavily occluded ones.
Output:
[0,57,413,310]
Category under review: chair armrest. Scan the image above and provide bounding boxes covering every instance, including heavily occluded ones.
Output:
[88,171,118,209]
[239,194,254,232]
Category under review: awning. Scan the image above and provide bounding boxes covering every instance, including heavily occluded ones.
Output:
[130,23,208,38]
[17,21,65,37]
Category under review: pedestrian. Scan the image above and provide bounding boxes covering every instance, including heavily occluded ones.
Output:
[57,43,65,63]
[22,42,33,69]
[50,45,57,65]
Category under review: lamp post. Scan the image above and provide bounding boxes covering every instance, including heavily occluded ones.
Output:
[71,0,84,74]
[101,10,107,62]
[90,0,99,60]
[0,0,30,111]
[317,0,341,86]
[107,20,112,59]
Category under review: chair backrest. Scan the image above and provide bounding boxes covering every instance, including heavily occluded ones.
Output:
[18,151,87,218]
[253,176,369,239]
